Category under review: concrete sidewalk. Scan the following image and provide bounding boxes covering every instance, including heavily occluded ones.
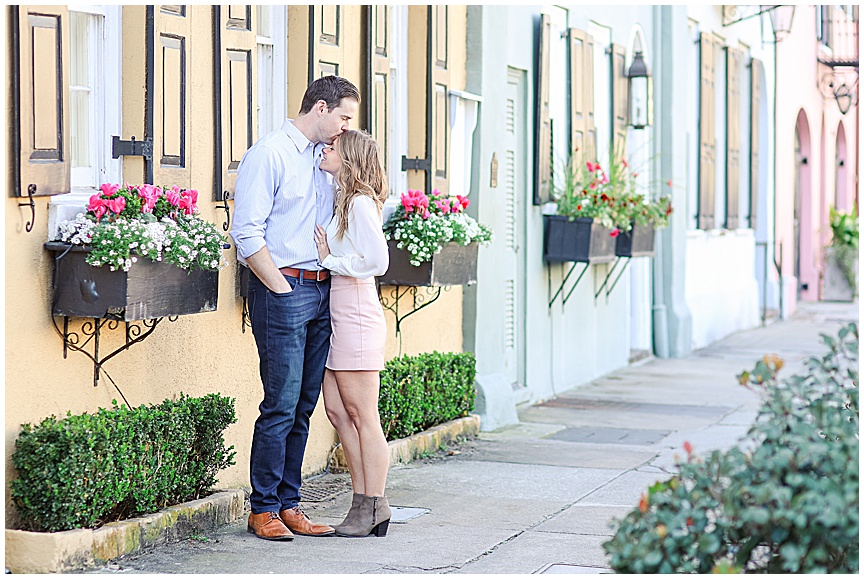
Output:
[91,302,858,575]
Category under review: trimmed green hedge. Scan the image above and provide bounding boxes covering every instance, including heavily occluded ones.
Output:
[11,393,236,532]
[379,351,476,440]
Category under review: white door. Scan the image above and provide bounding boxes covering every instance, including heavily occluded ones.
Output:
[502,67,527,388]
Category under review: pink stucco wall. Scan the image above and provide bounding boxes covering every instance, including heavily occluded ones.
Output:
[775,7,858,303]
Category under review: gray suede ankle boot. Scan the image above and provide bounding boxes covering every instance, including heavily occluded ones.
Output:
[333,492,363,534]
[334,494,391,537]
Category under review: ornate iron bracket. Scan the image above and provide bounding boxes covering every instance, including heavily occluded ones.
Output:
[19,184,36,233]
[241,296,252,333]
[547,262,590,308]
[594,257,632,300]
[378,284,446,337]
[216,190,232,231]
[51,314,179,403]
[721,5,781,27]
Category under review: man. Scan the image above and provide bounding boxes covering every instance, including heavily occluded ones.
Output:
[231,76,360,541]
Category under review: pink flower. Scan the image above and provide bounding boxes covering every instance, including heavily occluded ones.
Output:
[100,183,119,197]
[435,200,451,214]
[138,184,161,213]
[165,187,182,207]
[622,159,628,168]
[106,196,126,215]
[683,441,693,455]
[422,209,430,219]
[609,229,620,238]
[88,194,107,220]
[401,193,416,210]
[178,189,198,215]
[586,161,601,173]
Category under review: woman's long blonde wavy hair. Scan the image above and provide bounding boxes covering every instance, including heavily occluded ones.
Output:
[332,130,388,240]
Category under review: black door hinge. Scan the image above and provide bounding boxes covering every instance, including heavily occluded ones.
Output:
[112,136,153,160]
[401,155,431,172]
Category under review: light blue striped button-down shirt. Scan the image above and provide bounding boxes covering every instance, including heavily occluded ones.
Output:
[230,119,335,271]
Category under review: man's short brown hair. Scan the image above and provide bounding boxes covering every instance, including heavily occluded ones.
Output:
[299,76,360,115]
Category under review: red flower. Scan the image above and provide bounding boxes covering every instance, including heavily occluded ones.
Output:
[576,204,582,211]
[609,229,620,238]
[638,493,648,513]
[686,517,694,527]
[683,441,693,454]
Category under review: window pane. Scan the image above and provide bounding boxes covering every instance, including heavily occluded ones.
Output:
[70,12,89,87]
[257,5,270,38]
[70,11,91,168]
[71,90,90,167]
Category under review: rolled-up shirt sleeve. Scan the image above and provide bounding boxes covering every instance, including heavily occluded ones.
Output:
[230,144,282,260]
[321,196,389,279]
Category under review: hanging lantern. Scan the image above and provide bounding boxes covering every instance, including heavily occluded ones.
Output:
[627,51,652,129]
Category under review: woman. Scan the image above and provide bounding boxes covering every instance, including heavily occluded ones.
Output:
[314,130,391,538]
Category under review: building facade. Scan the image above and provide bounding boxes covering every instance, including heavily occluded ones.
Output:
[775,5,858,307]
[5,4,858,526]
[4,5,470,526]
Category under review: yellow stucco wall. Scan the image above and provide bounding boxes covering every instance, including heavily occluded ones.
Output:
[5,5,468,529]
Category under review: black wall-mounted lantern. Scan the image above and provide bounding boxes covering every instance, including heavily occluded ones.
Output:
[627,51,652,129]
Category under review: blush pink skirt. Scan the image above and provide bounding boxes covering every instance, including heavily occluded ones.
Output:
[326,275,386,371]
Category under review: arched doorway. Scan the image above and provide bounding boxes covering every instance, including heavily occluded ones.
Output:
[836,122,848,212]
[792,110,814,301]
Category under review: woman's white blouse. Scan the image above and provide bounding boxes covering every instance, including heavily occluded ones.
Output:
[321,194,389,279]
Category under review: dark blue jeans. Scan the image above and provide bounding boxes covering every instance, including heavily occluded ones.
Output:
[247,271,331,514]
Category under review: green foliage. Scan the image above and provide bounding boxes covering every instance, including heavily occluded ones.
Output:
[378,351,477,440]
[829,205,859,249]
[604,323,859,574]
[11,393,237,533]
[829,206,859,291]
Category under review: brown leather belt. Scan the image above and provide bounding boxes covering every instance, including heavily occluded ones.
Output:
[279,267,329,281]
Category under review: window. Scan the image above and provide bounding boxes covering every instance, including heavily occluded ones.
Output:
[256,6,286,138]
[388,5,408,198]
[67,5,121,195]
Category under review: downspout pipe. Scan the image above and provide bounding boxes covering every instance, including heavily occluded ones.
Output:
[651,4,670,358]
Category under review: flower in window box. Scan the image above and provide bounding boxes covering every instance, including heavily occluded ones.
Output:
[383,189,492,267]
[54,183,227,272]
[553,141,673,234]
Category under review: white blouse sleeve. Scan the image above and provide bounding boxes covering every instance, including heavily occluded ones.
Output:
[321,195,390,278]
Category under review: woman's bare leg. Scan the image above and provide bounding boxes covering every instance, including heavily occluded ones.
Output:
[322,368,365,494]
[333,370,389,496]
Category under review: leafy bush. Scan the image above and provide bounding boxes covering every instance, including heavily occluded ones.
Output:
[603,323,859,573]
[828,205,859,291]
[11,393,237,532]
[378,351,477,440]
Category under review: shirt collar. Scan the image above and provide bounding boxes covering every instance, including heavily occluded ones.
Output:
[281,119,314,153]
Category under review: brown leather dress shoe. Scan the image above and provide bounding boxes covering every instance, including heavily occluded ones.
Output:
[280,506,335,536]
[247,511,294,541]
